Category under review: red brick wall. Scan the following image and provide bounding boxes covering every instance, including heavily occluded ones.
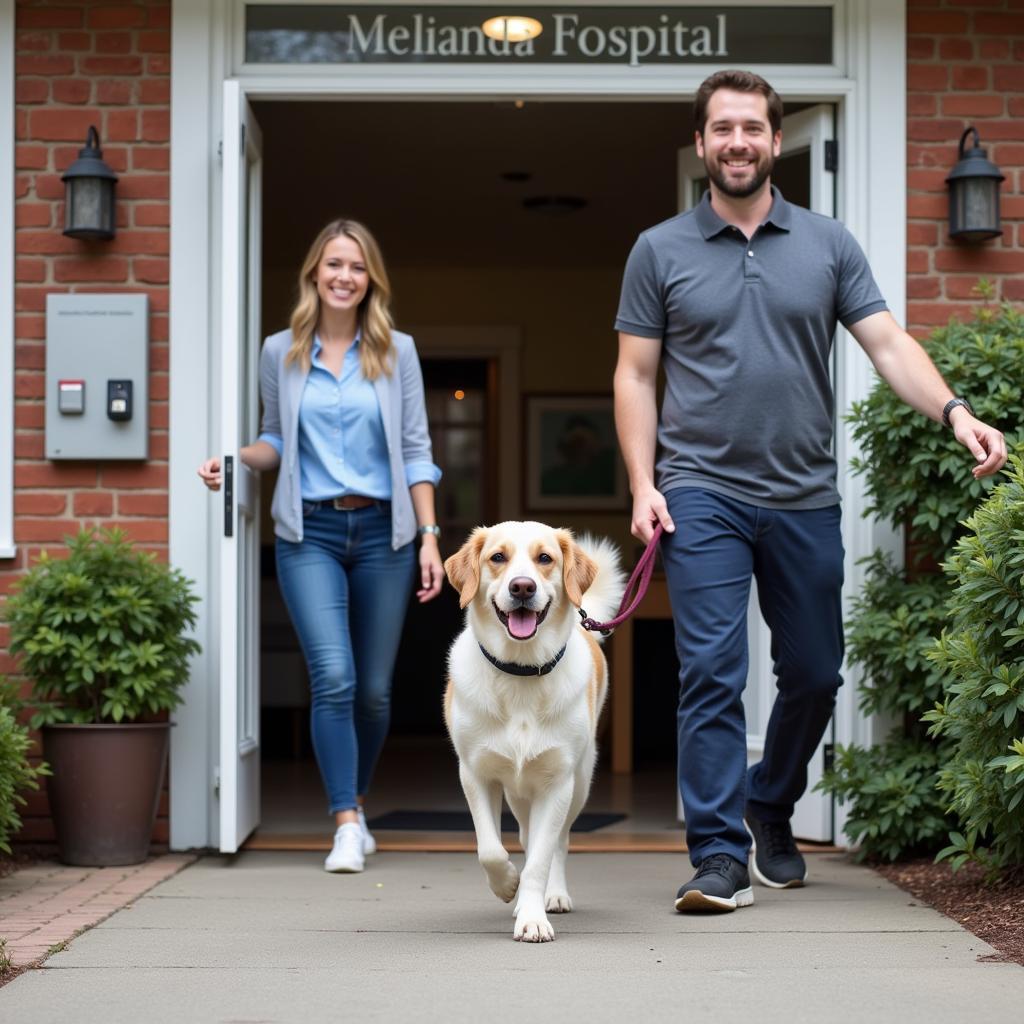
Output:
[7,0,171,845]
[907,0,1024,334]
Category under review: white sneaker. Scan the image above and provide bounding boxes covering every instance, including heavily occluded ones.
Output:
[357,807,377,856]
[325,822,365,873]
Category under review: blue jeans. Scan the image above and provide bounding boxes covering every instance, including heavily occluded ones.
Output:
[661,488,845,866]
[275,500,415,814]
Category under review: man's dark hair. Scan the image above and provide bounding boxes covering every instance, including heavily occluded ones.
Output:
[693,70,783,136]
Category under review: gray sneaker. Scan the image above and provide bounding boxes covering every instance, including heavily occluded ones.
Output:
[675,854,754,913]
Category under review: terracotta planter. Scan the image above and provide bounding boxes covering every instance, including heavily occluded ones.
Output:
[42,723,170,866]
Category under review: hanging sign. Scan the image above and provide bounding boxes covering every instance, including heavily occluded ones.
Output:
[245,6,833,67]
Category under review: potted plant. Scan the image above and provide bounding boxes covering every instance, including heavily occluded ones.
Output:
[3,528,200,866]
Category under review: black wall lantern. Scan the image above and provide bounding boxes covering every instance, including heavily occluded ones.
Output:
[62,126,118,241]
[946,127,1004,243]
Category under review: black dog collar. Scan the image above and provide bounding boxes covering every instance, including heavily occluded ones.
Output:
[478,642,567,677]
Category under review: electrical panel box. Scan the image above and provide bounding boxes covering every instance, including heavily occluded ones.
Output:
[45,294,149,460]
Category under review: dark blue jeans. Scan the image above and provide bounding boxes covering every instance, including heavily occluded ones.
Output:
[275,501,415,814]
[661,488,844,866]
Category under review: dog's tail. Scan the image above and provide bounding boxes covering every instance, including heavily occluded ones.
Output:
[575,535,627,641]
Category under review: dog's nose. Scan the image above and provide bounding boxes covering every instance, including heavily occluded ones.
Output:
[508,576,536,600]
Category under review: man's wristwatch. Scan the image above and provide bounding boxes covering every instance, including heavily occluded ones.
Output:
[941,397,974,428]
[418,524,441,539]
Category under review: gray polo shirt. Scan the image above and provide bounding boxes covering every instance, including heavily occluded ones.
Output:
[615,188,887,510]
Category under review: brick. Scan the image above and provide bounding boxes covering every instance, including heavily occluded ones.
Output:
[974,120,1024,142]
[15,494,68,516]
[993,144,1024,166]
[14,434,45,460]
[950,65,989,91]
[979,39,1010,60]
[133,204,169,228]
[906,194,948,221]
[133,257,168,283]
[14,339,44,368]
[15,519,97,544]
[994,66,1024,92]
[907,249,931,274]
[140,110,169,143]
[907,12,969,33]
[15,204,53,229]
[149,375,169,401]
[100,465,167,489]
[907,277,941,299]
[79,56,143,76]
[16,231,82,255]
[13,369,45,397]
[106,229,169,255]
[131,148,169,171]
[105,109,139,142]
[147,7,171,30]
[906,37,935,59]
[138,79,169,104]
[973,14,1024,35]
[14,404,45,429]
[73,492,114,517]
[15,314,46,340]
[908,118,969,142]
[16,79,49,103]
[907,143,958,169]
[908,168,948,191]
[55,142,127,174]
[54,257,130,283]
[18,8,84,29]
[1004,278,1024,301]
[102,521,169,544]
[29,108,103,142]
[907,94,936,117]
[52,79,92,105]
[16,55,75,76]
[95,30,133,55]
[138,30,170,54]
[30,173,67,201]
[57,31,91,52]
[149,317,168,343]
[96,80,134,105]
[15,145,49,171]
[116,493,167,517]
[941,94,1004,117]
[87,6,148,30]
[15,258,46,283]
[907,222,939,246]
[149,402,168,427]
[15,464,98,489]
[908,64,948,91]
[146,56,171,75]
[16,30,53,52]
[945,276,993,300]
[934,249,1024,274]
[147,435,168,460]
[938,38,973,61]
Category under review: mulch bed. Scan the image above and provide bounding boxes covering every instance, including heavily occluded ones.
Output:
[874,858,1024,966]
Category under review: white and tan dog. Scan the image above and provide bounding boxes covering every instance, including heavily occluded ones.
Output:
[443,521,624,942]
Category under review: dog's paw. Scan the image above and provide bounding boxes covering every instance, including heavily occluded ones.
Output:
[485,860,520,903]
[545,890,573,913]
[514,911,555,943]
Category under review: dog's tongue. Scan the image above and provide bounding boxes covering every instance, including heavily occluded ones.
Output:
[508,608,538,639]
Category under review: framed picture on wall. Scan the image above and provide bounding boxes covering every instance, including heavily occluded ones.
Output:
[524,394,628,512]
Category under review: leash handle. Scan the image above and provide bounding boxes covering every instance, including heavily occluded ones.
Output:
[580,523,664,635]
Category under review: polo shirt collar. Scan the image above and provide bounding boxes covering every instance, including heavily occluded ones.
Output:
[694,185,792,239]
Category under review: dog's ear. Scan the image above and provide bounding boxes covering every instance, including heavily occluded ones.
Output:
[444,528,487,609]
[557,530,598,607]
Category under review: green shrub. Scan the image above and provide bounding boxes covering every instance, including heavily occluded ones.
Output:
[0,681,49,854]
[819,296,1023,860]
[4,528,201,727]
[849,297,1023,563]
[924,453,1024,871]
[820,736,952,862]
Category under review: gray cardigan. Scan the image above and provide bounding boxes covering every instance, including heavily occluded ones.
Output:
[258,328,439,550]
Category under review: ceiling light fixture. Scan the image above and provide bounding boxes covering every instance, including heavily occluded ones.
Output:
[481,16,543,43]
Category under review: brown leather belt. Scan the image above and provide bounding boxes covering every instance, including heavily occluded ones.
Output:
[331,495,375,510]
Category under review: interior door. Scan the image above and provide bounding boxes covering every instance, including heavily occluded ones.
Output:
[218,80,263,853]
[676,105,836,841]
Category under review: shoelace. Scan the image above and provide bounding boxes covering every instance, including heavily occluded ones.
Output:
[696,853,740,879]
[759,820,798,859]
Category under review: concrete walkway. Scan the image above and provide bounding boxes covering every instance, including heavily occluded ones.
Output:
[1,851,1022,1022]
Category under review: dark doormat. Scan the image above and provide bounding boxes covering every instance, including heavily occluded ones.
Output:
[366,810,626,832]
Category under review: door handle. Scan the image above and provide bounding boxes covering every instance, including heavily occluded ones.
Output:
[223,454,234,537]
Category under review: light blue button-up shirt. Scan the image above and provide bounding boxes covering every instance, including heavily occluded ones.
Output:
[259,333,440,501]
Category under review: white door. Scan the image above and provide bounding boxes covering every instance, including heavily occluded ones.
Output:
[677,105,836,841]
[218,80,263,853]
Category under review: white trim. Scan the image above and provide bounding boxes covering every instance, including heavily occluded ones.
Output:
[0,0,15,560]
[170,0,907,849]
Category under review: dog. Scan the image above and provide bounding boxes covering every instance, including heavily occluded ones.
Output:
[443,521,624,942]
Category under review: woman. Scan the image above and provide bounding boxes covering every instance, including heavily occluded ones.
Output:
[199,218,444,873]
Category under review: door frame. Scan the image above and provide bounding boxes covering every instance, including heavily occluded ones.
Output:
[169,0,906,849]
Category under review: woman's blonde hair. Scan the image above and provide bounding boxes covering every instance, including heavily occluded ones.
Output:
[286,218,395,379]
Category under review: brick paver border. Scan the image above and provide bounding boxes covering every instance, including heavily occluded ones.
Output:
[0,853,195,969]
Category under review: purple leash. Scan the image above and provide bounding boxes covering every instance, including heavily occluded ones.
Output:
[579,523,665,636]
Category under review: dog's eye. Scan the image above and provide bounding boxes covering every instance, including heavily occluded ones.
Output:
[489,552,506,563]
[537,553,553,565]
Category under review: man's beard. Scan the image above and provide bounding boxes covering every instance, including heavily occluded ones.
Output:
[705,153,774,198]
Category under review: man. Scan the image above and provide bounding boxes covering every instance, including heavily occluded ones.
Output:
[613,69,1006,913]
